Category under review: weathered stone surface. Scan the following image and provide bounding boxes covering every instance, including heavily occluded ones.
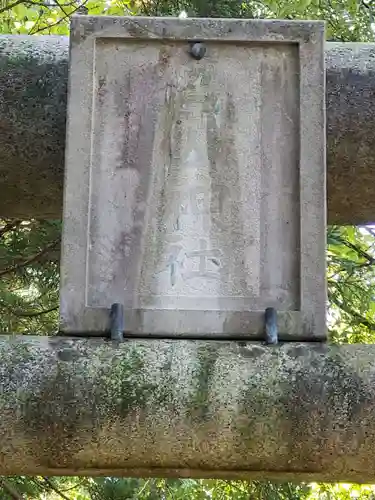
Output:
[0,35,67,219]
[1,335,375,482]
[0,36,374,224]
[60,17,326,340]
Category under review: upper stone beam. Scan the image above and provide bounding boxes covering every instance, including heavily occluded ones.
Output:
[0,36,374,224]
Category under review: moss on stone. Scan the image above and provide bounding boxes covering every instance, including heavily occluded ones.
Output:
[2,337,375,480]
[99,347,157,417]
[187,345,219,422]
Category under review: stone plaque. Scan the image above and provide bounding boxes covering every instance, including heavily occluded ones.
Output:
[60,16,326,339]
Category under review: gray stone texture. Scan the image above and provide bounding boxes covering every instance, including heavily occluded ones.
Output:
[60,16,326,339]
[1,335,375,482]
[0,36,373,224]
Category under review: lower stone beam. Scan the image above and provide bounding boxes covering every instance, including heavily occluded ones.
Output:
[0,335,373,482]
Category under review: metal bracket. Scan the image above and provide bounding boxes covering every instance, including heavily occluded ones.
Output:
[264,307,278,345]
[109,303,125,341]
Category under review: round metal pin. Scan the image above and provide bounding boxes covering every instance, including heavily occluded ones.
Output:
[188,42,206,60]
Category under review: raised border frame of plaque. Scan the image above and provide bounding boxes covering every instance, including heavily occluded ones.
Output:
[60,16,326,340]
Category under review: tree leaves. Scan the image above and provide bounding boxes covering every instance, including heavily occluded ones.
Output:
[327,225,375,343]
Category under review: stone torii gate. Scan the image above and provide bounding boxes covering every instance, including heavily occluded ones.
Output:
[1,16,375,484]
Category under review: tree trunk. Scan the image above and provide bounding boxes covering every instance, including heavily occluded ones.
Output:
[0,37,375,224]
[1,334,375,482]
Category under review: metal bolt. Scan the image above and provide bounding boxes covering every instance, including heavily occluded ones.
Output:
[110,303,125,341]
[188,42,206,60]
[264,307,278,345]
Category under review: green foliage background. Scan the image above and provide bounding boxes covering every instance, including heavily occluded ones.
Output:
[1,0,375,497]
